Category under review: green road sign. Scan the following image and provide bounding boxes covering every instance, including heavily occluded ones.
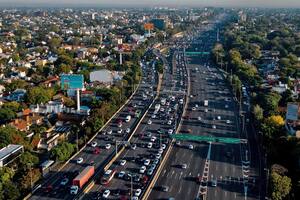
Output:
[170,134,247,144]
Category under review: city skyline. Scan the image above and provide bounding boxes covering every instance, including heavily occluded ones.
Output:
[0,0,300,8]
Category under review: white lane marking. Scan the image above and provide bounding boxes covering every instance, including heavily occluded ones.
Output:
[214,190,217,197]
[234,193,237,199]
[162,169,167,176]
[179,171,183,179]
[225,191,227,197]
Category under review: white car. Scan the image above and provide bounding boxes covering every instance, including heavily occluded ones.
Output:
[76,157,83,164]
[192,107,196,111]
[144,159,151,166]
[126,128,131,133]
[147,142,153,149]
[195,104,199,108]
[150,136,157,142]
[105,144,111,149]
[70,185,79,195]
[188,144,194,150]
[120,160,126,166]
[225,104,229,108]
[117,129,123,134]
[197,116,202,121]
[161,144,166,149]
[226,120,231,124]
[168,129,173,134]
[135,189,142,197]
[107,129,112,135]
[151,114,156,119]
[212,125,216,129]
[139,166,146,174]
[147,120,152,125]
[217,116,221,120]
[91,141,97,147]
[102,189,110,198]
[205,109,208,113]
[167,120,172,125]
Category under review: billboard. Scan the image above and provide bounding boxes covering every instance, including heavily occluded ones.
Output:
[286,103,299,121]
[61,74,84,90]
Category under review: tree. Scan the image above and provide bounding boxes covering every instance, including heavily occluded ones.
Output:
[253,104,264,121]
[0,108,16,123]
[2,181,20,200]
[51,142,75,161]
[266,115,285,127]
[26,86,54,105]
[19,151,39,170]
[270,171,292,200]
[260,92,281,116]
[19,168,41,191]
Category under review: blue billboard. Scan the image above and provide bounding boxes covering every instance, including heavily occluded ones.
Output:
[61,74,84,90]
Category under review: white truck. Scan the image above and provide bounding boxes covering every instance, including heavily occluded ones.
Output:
[204,100,208,107]
[154,104,161,114]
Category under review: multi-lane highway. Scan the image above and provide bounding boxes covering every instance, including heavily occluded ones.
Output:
[30,56,159,200]
[82,48,188,199]
[148,26,261,200]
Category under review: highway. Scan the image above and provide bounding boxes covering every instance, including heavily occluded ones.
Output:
[30,56,159,200]
[82,48,188,199]
[148,25,261,200]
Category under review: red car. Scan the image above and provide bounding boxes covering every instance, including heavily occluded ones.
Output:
[93,147,100,154]
[43,185,53,193]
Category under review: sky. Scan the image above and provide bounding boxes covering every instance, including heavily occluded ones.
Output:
[0,0,300,8]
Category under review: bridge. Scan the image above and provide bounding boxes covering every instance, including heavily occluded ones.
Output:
[170,134,247,144]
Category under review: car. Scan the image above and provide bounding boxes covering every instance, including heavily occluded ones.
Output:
[93,147,100,154]
[44,185,53,193]
[188,144,194,150]
[153,158,160,164]
[161,144,166,149]
[139,166,146,174]
[151,114,156,119]
[102,189,110,198]
[118,171,126,178]
[211,179,217,187]
[197,116,202,121]
[167,120,172,125]
[176,141,181,146]
[147,142,153,149]
[107,129,112,135]
[147,168,154,176]
[117,129,123,134]
[126,128,131,133]
[155,153,162,159]
[226,120,230,124]
[144,159,150,166]
[120,160,126,166]
[91,141,97,147]
[70,185,78,195]
[147,120,152,125]
[192,107,196,111]
[76,157,83,164]
[204,109,208,113]
[195,104,199,108]
[135,189,142,197]
[131,144,137,150]
[150,136,157,142]
[161,185,169,192]
[212,125,216,129]
[158,148,163,154]
[105,144,111,149]
[181,164,187,169]
[217,116,221,120]
[225,104,229,108]
[168,129,173,134]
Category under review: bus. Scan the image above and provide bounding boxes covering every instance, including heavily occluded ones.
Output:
[101,169,116,185]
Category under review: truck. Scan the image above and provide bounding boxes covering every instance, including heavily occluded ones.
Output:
[154,104,161,114]
[125,115,131,122]
[70,166,95,194]
[204,100,208,107]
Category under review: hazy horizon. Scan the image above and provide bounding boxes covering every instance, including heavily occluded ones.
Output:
[0,0,300,8]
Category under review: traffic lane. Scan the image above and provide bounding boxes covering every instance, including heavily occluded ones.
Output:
[31,81,157,199]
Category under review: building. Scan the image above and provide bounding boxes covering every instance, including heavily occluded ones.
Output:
[0,144,24,167]
[89,69,123,85]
